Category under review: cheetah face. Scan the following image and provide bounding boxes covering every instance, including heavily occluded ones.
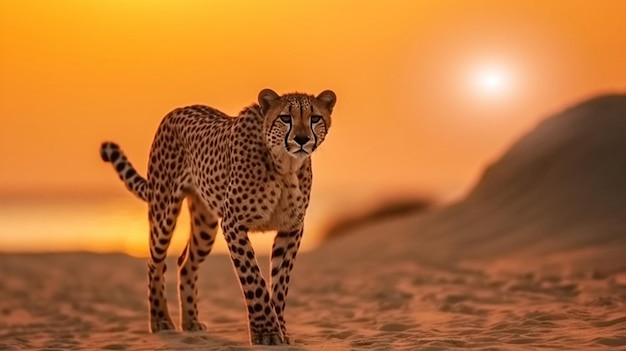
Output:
[259,89,336,158]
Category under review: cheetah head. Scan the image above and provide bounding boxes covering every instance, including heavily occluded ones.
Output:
[259,89,336,159]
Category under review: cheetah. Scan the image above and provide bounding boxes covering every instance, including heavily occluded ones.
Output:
[99,89,336,345]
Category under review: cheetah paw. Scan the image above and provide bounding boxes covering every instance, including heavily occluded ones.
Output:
[283,333,293,345]
[150,318,176,332]
[182,320,207,331]
[251,332,285,345]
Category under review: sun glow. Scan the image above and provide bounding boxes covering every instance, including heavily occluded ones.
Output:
[472,65,512,98]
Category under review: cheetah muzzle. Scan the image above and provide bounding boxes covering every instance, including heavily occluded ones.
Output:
[99,89,336,345]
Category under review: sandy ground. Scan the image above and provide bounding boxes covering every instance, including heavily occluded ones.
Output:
[0,243,624,350]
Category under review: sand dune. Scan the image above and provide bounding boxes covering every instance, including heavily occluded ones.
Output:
[323,94,626,265]
[320,196,432,243]
[1,94,626,350]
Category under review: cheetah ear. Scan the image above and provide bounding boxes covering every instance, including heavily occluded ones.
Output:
[258,89,280,114]
[316,90,337,112]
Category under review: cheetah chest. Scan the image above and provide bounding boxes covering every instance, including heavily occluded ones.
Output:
[252,176,307,232]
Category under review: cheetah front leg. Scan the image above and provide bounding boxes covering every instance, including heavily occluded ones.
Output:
[177,193,218,331]
[222,220,284,345]
[270,227,303,344]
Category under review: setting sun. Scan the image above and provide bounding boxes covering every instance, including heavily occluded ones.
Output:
[473,65,510,97]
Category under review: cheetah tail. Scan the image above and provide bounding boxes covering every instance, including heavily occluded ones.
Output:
[100,141,148,202]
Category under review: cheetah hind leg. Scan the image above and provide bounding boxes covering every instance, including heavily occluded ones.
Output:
[177,193,218,331]
[147,182,186,332]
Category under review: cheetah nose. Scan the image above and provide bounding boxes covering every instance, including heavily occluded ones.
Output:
[294,135,310,146]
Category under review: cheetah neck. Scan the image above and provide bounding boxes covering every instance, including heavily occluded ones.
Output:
[268,146,307,176]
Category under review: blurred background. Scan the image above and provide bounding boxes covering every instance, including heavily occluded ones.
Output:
[1,0,624,256]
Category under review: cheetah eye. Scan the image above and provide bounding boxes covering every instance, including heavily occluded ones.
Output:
[278,115,292,124]
[310,115,322,124]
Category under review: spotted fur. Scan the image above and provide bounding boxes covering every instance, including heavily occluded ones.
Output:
[100,89,336,345]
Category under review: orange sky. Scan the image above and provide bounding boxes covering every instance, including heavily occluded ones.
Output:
[0,1,625,254]
[1,0,625,199]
